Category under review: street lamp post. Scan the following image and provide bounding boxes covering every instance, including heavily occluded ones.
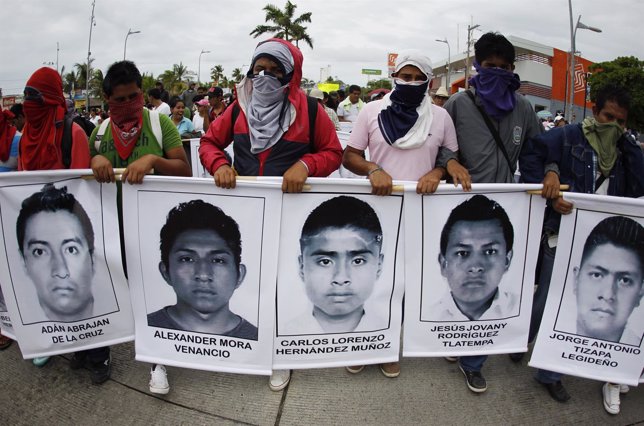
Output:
[56,42,59,73]
[124,28,141,60]
[198,49,210,85]
[86,0,96,114]
[435,38,451,92]
[566,1,601,122]
[464,24,480,89]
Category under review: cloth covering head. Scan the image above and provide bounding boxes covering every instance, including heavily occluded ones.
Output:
[20,67,67,170]
[378,50,434,150]
[394,50,433,80]
[0,109,17,162]
[236,38,306,155]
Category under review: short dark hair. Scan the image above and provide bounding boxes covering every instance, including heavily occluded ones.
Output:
[594,84,631,114]
[192,94,205,103]
[349,85,361,94]
[159,200,242,269]
[147,88,161,100]
[16,184,95,257]
[9,103,23,118]
[440,195,514,256]
[474,32,515,65]
[300,196,383,249]
[103,60,142,97]
[581,216,644,275]
[168,96,184,109]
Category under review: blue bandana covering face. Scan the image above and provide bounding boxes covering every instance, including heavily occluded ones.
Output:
[468,61,521,120]
[377,78,429,146]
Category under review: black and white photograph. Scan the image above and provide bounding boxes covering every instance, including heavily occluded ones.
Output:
[403,185,545,358]
[146,199,257,340]
[530,193,644,386]
[421,192,531,322]
[274,180,404,370]
[123,177,282,375]
[0,172,134,358]
[554,214,644,346]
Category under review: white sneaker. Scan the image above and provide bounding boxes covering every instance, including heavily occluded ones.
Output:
[149,364,170,395]
[602,383,620,415]
[269,369,291,391]
[619,384,630,394]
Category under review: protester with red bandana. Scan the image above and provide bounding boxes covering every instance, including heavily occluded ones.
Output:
[0,109,19,172]
[89,60,190,395]
[17,67,110,375]
[89,60,190,184]
[18,67,90,171]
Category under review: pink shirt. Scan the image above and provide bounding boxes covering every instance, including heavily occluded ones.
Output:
[348,101,458,181]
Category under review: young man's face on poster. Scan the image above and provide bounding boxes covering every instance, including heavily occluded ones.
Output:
[439,219,513,307]
[22,211,95,321]
[574,243,644,341]
[299,226,383,318]
[160,229,246,315]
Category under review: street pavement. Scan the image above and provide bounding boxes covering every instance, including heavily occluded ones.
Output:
[1,341,642,425]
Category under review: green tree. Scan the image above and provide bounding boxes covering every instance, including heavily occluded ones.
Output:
[588,56,644,129]
[142,72,157,96]
[231,67,244,83]
[366,78,392,91]
[210,64,225,85]
[160,62,190,96]
[73,59,94,90]
[90,69,104,98]
[250,1,313,49]
[63,69,79,94]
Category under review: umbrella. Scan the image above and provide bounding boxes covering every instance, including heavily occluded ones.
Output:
[367,88,391,97]
[537,110,553,119]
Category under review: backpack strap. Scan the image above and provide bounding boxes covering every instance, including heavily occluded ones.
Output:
[148,109,163,149]
[306,96,317,151]
[231,103,240,138]
[61,115,74,169]
[465,90,515,174]
[95,118,111,153]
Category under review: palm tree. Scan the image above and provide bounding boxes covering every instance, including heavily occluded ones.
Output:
[160,62,190,95]
[231,68,244,83]
[250,1,313,49]
[90,69,104,98]
[210,65,224,85]
[73,58,94,90]
[63,69,78,95]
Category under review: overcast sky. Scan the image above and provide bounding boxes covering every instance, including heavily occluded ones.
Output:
[1,0,642,95]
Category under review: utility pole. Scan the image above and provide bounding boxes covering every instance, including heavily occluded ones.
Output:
[86,0,96,114]
[464,23,479,89]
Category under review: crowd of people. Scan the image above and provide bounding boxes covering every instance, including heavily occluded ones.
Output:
[0,31,643,417]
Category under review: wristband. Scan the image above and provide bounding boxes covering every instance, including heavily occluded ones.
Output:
[368,166,383,176]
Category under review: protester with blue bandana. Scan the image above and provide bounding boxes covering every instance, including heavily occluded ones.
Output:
[342,50,470,378]
[343,50,470,196]
[435,32,542,394]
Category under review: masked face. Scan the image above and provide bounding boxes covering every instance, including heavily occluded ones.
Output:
[593,100,628,129]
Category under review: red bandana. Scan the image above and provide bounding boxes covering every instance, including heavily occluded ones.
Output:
[108,92,144,160]
[0,110,17,162]
[19,67,67,171]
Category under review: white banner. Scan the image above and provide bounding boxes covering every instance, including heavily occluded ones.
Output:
[530,193,644,385]
[273,179,404,369]
[0,171,134,357]
[403,184,545,357]
[123,177,282,375]
[189,138,234,179]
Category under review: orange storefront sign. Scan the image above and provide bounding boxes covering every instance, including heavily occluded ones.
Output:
[552,48,594,108]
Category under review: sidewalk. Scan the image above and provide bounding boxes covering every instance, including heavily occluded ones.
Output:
[1,341,642,425]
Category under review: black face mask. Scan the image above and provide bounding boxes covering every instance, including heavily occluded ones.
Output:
[390,80,429,107]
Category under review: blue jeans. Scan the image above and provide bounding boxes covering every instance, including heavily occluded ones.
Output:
[531,234,562,383]
[459,355,487,372]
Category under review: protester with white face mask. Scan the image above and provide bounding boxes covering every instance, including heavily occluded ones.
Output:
[200,38,341,193]
[199,38,342,391]
[343,50,471,196]
[342,50,471,378]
